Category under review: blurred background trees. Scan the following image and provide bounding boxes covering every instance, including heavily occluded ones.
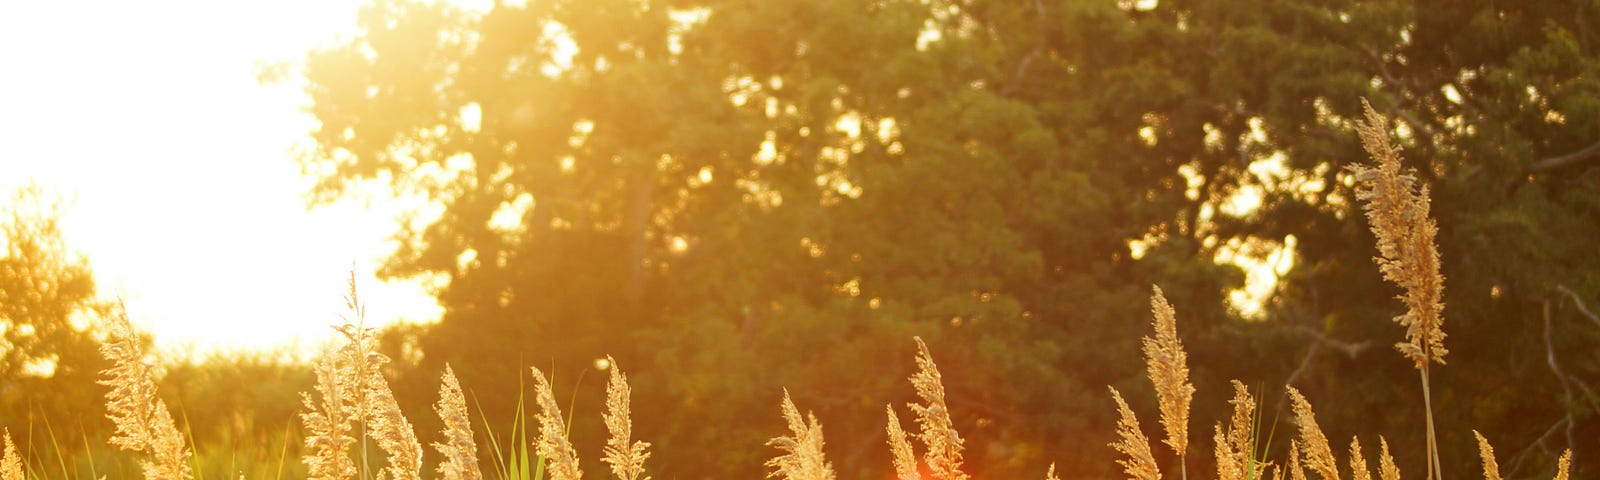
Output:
[0,186,112,437]
[1,0,1595,478]
[0,187,313,479]
[291,0,1600,478]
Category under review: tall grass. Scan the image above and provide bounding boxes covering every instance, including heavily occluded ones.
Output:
[3,431,24,480]
[0,101,1568,480]
[527,367,580,480]
[432,366,478,480]
[1351,98,1449,480]
[1143,287,1194,480]
[598,357,648,480]
[765,390,834,480]
[99,306,192,480]
[1100,100,1573,480]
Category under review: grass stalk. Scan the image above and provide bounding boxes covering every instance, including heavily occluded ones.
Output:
[1422,367,1441,480]
[275,421,293,480]
[1353,99,1450,480]
[76,422,99,480]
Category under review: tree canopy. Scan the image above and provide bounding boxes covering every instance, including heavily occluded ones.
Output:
[0,186,113,433]
[295,0,1600,477]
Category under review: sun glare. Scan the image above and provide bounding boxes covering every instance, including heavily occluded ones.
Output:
[0,0,502,356]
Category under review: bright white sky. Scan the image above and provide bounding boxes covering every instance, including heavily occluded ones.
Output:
[0,0,488,355]
[0,0,1294,356]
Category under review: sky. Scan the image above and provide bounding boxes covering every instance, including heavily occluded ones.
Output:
[0,0,1293,356]
[0,0,486,355]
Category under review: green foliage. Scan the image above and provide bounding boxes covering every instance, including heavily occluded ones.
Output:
[475,378,545,480]
[161,350,314,480]
[8,347,315,480]
[290,0,1599,478]
[0,185,113,447]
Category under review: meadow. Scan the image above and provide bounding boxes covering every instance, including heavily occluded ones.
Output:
[0,103,1575,480]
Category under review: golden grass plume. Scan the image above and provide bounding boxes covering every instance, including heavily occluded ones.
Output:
[602,356,651,480]
[530,366,583,480]
[363,356,423,480]
[433,365,482,480]
[1349,437,1372,480]
[300,278,391,480]
[1214,380,1260,480]
[1286,387,1336,480]
[909,337,968,480]
[99,308,192,480]
[1377,438,1400,480]
[766,389,836,480]
[1285,439,1306,480]
[1143,285,1195,459]
[1351,99,1447,368]
[1214,425,1242,480]
[1108,386,1160,480]
[300,347,358,480]
[1472,431,1501,480]
[1353,98,1447,480]
[885,405,918,480]
[2,430,22,480]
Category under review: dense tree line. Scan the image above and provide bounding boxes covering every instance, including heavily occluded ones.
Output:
[3,0,1594,478]
[0,187,112,437]
[291,0,1599,478]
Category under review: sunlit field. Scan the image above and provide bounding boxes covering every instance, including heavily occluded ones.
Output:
[2,1,1597,480]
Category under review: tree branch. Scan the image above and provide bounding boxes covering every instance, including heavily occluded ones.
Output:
[1293,325,1371,359]
[1542,301,1579,456]
[1555,284,1600,328]
[1506,416,1571,478]
[1528,140,1600,174]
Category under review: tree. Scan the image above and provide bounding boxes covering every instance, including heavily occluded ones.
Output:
[0,185,113,436]
[295,0,1599,477]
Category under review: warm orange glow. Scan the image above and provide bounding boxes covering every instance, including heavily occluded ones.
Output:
[0,0,503,355]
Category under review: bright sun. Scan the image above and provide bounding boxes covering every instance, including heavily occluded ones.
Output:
[0,0,496,355]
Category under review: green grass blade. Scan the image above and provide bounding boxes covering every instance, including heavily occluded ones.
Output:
[275,420,294,480]
[41,414,70,480]
[179,405,205,480]
[519,438,532,480]
[517,389,531,480]
[471,391,509,479]
[562,367,587,437]
[79,421,99,480]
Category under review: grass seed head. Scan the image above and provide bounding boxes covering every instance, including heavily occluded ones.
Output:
[1349,437,1372,480]
[433,365,482,480]
[2,430,23,480]
[364,363,423,480]
[909,337,968,480]
[1108,387,1160,480]
[1143,285,1194,455]
[301,347,357,480]
[1215,380,1263,480]
[885,406,919,480]
[1377,437,1400,480]
[602,357,651,480]
[765,390,836,480]
[1286,387,1337,480]
[99,308,193,480]
[1286,439,1306,480]
[1351,99,1448,368]
[530,366,583,480]
[1473,431,1502,480]
[301,282,388,480]
[1215,424,1243,480]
